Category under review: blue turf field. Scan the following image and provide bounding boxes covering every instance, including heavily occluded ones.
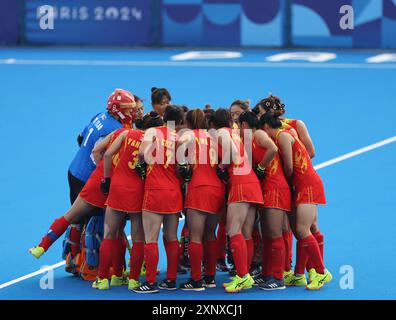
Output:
[0,47,395,300]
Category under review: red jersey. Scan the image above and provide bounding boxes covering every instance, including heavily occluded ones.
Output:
[145,126,182,190]
[111,129,144,187]
[79,128,127,207]
[187,129,223,189]
[277,129,320,188]
[222,128,258,185]
[252,135,289,189]
[282,118,298,132]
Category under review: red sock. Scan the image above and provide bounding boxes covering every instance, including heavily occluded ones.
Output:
[306,232,324,271]
[313,231,324,259]
[262,238,272,277]
[166,240,179,281]
[303,235,325,274]
[188,242,203,281]
[112,236,126,277]
[129,242,144,280]
[69,225,82,258]
[295,239,307,275]
[217,221,227,260]
[271,237,285,280]
[98,239,115,279]
[282,231,293,272]
[39,216,70,251]
[246,239,254,270]
[144,242,159,283]
[204,239,218,277]
[230,233,248,277]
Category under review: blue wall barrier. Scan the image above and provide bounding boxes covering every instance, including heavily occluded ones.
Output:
[292,0,396,48]
[24,0,155,45]
[161,0,286,47]
[1,0,396,48]
[0,0,21,45]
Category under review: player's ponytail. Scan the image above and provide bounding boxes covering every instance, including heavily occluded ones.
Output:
[257,93,286,116]
[260,112,282,129]
[186,109,207,130]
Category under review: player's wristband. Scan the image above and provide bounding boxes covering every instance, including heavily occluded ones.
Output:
[100,177,111,195]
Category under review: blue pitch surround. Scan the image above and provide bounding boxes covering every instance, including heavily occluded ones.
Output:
[0,48,395,300]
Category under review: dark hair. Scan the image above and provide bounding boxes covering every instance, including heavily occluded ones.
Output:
[252,104,261,115]
[260,112,283,129]
[181,105,189,113]
[257,94,285,116]
[212,108,232,129]
[230,100,250,111]
[163,105,184,125]
[133,95,142,103]
[186,109,207,130]
[238,111,260,129]
[151,87,172,105]
[203,107,215,128]
[141,111,164,130]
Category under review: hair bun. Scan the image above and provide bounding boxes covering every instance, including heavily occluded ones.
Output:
[151,87,158,93]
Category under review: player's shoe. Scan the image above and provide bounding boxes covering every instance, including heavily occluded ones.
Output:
[306,270,332,291]
[110,275,128,286]
[308,268,316,283]
[258,277,286,291]
[216,258,229,272]
[284,273,307,286]
[180,278,205,291]
[222,276,236,288]
[203,276,216,288]
[29,246,45,259]
[283,270,293,283]
[128,279,141,291]
[92,278,109,290]
[158,279,177,291]
[253,275,272,286]
[224,274,254,293]
[133,282,159,294]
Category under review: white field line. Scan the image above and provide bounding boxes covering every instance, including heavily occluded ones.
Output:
[0,136,395,290]
[1,58,396,69]
[314,136,396,170]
